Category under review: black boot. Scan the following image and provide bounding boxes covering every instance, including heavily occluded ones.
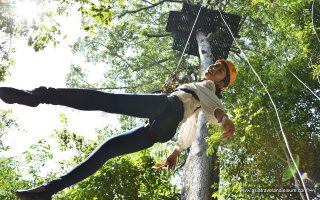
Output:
[0,87,40,107]
[16,186,53,200]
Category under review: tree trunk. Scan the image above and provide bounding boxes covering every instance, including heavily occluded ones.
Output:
[181,31,219,200]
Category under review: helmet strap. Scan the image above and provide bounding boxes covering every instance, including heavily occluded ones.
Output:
[217,81,225,89]
[219,61,230,87]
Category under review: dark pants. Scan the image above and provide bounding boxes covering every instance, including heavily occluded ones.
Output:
[37,88,184,194]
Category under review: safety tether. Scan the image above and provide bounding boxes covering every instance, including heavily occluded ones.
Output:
[162,4,204,92]
[217,9,310,200]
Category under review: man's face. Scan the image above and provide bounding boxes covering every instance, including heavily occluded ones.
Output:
[204,63,227,83]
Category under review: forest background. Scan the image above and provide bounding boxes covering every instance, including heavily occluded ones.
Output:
[0,0,319,199]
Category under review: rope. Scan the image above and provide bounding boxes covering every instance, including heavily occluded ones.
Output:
[311,0,320,87]
[87,86,139,90]
[91,5,204,92]
[217,10,310,200]
[273,55,320,102]
[169,4,204,84]
[286,68,320,101]
[311,0,320,43]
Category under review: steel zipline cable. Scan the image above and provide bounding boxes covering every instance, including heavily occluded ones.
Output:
[90,5,204,92]
[165,4,204,87]
[312,0,320,43]
[173,4,204,76]
[217,9,310,200]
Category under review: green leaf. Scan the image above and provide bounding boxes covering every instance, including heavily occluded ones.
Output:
[50,26,57,32]
[282,155,300,182]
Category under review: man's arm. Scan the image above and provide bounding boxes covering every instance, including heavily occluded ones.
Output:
[165,147,180,170]
[214,108,235,140]
[165,109,235,170]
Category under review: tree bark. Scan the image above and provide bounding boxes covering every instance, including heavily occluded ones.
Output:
[181,32,219,200]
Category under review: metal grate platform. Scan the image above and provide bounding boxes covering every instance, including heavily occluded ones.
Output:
[166,3,242,59]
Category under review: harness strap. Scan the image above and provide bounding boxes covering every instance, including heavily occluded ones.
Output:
[176,88,200,101]
[176,88,201,113]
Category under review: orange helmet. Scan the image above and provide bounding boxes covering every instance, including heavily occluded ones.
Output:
[215,59,236,89]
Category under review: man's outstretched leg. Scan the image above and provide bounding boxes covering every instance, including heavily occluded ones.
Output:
[16,125,157,200]
[0,86,169,119]
[0,87,40,107]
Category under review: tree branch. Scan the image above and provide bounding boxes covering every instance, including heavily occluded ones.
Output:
[143,55,172,74]
[87,85,143,90]
[142,0,153,5]
[221,0,231,10]
[117,0,183,18]
[311,0,320,43]
[145,33,174,38]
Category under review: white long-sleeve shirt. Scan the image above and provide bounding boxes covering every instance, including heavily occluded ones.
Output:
[171,80,225,150]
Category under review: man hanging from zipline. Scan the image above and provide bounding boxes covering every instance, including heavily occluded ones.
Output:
[0,59,236,200]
